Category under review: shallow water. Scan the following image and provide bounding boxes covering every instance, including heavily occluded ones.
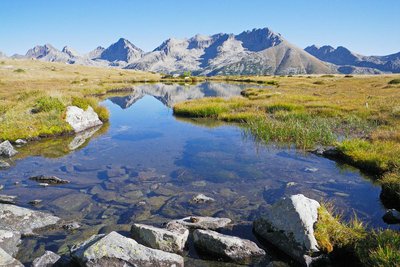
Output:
[0,82,395,265]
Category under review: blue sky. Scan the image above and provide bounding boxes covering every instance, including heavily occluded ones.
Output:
[1,0,399,56]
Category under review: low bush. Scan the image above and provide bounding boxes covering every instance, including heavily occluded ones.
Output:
[34,96,65,113]
[388,79,400,85]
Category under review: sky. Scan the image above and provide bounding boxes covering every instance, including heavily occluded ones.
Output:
[0,0,399,56]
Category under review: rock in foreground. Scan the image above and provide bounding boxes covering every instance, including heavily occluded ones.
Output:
[168,216,231,230]
[0,204,60,235]
[253,194,320,264]
[65,106,103,133]
[0,247,23,267]
[131,222,189,254]
[0,141,18,158]
[193,229,266,264]
[32,250,61,267]
[0,230,21,257]
[70,231,184,267]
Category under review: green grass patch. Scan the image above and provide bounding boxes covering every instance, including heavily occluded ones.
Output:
[265,103,304,113]
[337,139,400,174]
[33,96,65,113]
[246,113,336,149]
[355,230,400,267]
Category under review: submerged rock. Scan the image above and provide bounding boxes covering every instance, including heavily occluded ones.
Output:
[29,175,70,185]
[131,222,189,254]
[0,204,60,235]
[303,167,318,173]
[192,194,215,204]
[70,231,184,267]
[65,106,103,133]
[28,199,43,206]
[253,194,320,264]
[0,230,21,256]
[193,229,266,264]
[0,195,17,204]
[0,247,23,267]
[32,250,61,267]
[383,209,400,224]
[168,216,232,230]
[0,141,18,158]
[62,222,81,231]
[0,160,10,169]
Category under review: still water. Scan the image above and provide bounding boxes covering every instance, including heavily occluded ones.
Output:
[0,82,392,265]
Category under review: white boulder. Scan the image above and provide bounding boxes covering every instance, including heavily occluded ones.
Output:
[65,106,103,133]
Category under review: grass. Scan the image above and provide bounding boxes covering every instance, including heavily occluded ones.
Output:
[173,74,400,204]
[388,79,400,85]
[315,204,400,266]
[0,59,160,141]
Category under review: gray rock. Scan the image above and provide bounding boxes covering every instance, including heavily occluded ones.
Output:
[192,194,215,204]
[29,199,43,206]
[0,141,18,157]
[0,185,3,190]
[0,204,60,235]
[0,230,21,256]
[29,175,70,184]
[383,209,400,224]
[0,195,17,204]
[0,247,23,267]
[32,250,61,267]
[65,106,103,133]
[131,222,189,254]
[193,229,266,264]
[14,139,27,145]
[253,194,320,264]
[167,216,231,230]
[70,231,184,267]
[0,160,10,169]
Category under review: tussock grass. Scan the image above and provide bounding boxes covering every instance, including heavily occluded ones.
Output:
[388,79,400,85]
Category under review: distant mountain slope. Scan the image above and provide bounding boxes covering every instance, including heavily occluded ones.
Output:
[0,51,7,58]
[305,45,400,73]
[98,38,143,65]
[126,28,335,75]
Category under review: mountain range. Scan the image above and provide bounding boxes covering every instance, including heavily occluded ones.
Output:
[4,27,399,75]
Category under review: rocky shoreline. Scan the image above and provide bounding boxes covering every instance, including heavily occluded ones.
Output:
[0,193,350,266]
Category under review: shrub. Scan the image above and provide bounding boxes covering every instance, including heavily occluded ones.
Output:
[13,68,25,73]
[344,75,353,78]
[314,81,324,85]
[388,79,400,85]
[321,74,335,78]
[34,96,65,113]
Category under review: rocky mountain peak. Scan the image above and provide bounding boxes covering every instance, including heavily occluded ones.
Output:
[62,46,80,58]
[236,27,283,52]
[100,38,143,62]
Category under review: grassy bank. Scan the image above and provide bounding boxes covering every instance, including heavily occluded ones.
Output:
[0,59,160,141]
[173,74,400,206]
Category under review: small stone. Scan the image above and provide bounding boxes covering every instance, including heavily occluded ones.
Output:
[383,209,400,224]
[0,141,18,157]
[286,182,297,187]
[193,229,266,264]
[303,167,318,173]
[0,185,3,190]
[28,199,42,206]
[14,139,27,145]
[65,106,103,133]
[62,222,81,231]
[0,194,17,204]
[168,216,232,230]
[32,250,61,267]
[39,183,49,187]
[13,181,19,185]
[29,175,70,184]
[192,193,215,204]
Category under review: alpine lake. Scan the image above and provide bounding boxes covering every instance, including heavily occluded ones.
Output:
[0,82,395,266]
